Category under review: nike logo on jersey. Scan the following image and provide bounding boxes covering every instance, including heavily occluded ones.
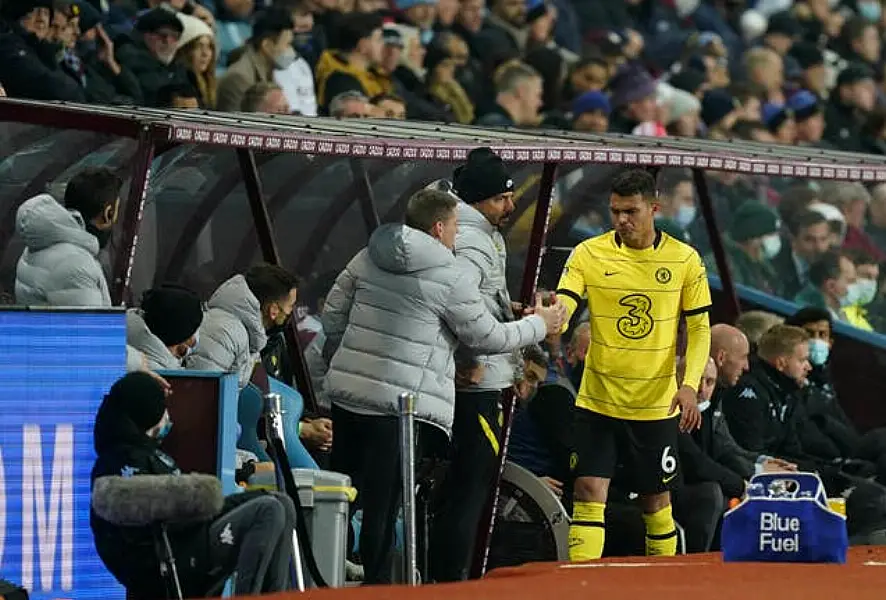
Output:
[604,271,618,276]
[662,473,678,484]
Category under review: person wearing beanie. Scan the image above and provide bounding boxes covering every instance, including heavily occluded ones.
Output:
[607,64,658,134]
[824,62,877,153]
[787,90,826,146]
[126,285,204,371]
[571,90,610,133]
[762,11,801,56]
[0,0,87,101]
[669,67,707,99]
[704,201,782,295]
[762,102,796,144]
[395,0,437,45]
[172,12,217,108]
[701,89,740,135]
[429,146,540,582]
[91,371,299,596]
[663,86,702,137]
[788,41,826,96]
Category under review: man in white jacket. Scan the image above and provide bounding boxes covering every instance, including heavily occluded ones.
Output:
[322,187,565,584]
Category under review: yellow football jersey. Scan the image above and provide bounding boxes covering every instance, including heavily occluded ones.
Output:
[556,230,712,420]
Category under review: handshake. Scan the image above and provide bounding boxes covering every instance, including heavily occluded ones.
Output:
[515,293,569,335]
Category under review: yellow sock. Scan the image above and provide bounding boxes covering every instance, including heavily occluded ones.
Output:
[569,501,606,561]
[642,505,678,556]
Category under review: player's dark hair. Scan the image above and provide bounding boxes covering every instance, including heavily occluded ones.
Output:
[250,7,295,50]
[522,344,549,369]
[809,250,846,288]
[245,263,300,308]
[785,306,832,329]
[64,167,123,220]
[611,169,657,200]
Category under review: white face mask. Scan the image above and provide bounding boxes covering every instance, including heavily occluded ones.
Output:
[274,46,297,70]
[675,204,697,228]
[697,399,711,413]
[761,233,782,260]
[854,277,877,305]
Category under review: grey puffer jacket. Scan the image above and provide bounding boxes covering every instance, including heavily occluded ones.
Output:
[454,202,520,391]
[14,193,111,307]
[187,275,267,388]
[322,223,546,434]
[126,309,183,372]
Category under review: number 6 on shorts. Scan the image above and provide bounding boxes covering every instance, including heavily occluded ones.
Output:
[660,445,677,475]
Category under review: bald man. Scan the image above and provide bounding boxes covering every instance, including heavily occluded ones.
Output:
[710,324,750,387]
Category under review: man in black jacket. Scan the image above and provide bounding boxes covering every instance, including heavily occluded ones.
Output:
[770,210,832,301]
[0,0,86,101]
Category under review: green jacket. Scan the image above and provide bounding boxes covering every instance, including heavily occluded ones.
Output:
[704,237,780,296]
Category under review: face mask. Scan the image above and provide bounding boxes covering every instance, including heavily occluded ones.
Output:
[761,234,782,260]
[854,277,877,305]
[85,221,112,249]
[808,338,830,367]
[697,400,711,413]
[420,28,434,46]
[182,331,199,358]
[839,284,860,307]
[858,2,882,22]
[675,204,697,228]
[156,420,173,440]
[274,46,297,70]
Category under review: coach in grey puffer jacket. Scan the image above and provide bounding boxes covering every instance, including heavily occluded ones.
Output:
[322,223,547,434]
[14,193,111,306]
[188,275,268,388]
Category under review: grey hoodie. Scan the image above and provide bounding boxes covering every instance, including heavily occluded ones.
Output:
[15,193,111,307]
[126,309,184,372]
[322,223,545,434]
[187,275,268,388]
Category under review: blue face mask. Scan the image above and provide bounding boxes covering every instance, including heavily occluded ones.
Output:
[808,338,830,367]
[183,331,199,358]
[675,204,697,228]
[156,420,173,440]
[858,2,882,22]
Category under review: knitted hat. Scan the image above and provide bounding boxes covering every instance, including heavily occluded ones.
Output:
[665,87,701,125]
[452,148,514,204]
[609,66,657,109]
[394,0,437,10]
[2,0,53,22]
[572,90,611,117]
[766,11,801,38]
[787,90,822,122]
[526,0,548,23]
[107,372,168,432]
[73,0,101,33]
[669,68,706,96]
[136,7,183,34]
[729,201,780,242]
[762,102,793,132]
[701,89,738,127]
[141,285,204,347]
[176,13,214,51]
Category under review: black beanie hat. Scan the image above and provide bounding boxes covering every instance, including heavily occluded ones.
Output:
[729,201,780,242]
[141,285,203,347]
[452,147,514,204]
[107,372,167,432]
[2,0,53,22]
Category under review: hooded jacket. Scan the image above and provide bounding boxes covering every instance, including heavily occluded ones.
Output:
[454,201,524,392]
[15,193,111,307]
[188,275,267,388]
[322,223,546,433]
[126,309,184,371]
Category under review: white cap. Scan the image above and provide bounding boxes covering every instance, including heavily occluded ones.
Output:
[740,10,768,43]
[176,13,214,52]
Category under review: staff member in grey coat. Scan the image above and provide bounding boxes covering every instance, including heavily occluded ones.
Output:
[322,188,565,585]
[430,147,526,582]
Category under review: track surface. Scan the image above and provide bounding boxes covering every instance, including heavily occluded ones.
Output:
[237,547,886,600]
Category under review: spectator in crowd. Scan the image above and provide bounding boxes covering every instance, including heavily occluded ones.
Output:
[564,53,610,101]
[424,32,475,124]
[788,90,826,147]
[115,7,190,107]
[841,249,877,331]
[371,92,406,119]
[700,89,741,138]
[188,263,299,389]
[475,60,542,127]
[213,0,256,71]
[771,209,832,300]
[607,65,657,134]
[321,187,564,584]
[91,371,297,596]
[241,81,291,113]
[570,90,609,134]
[826,182,885,261]
[743,46,785,104]
[788,41,827,97]
[795,250,858,324]
[839,17,880,72]
[475,0,528,66]
[217,8,296,113]
[274,0,319,117]
[808,201,848,249]
[761,11,800,58]
[314,11,389,114]
[734,310,783,353]
[127,284,203,370]
[824,63,877,153]
[763,102,796,145]
[329,89,371,117]
[705,201,782,296]
[663,86,702,137]
[157,81,201,108]
[174,12,217,108]
[394,0,437,45]
[0,0,87,101]
[15,167,121,306]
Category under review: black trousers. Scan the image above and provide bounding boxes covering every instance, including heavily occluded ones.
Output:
[672,482,725,553]
[430,389,503,582]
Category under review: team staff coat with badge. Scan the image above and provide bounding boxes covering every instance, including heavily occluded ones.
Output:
[555,229,712,420]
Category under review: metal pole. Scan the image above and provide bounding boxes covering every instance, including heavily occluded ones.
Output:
[692,168,741,322]
[350,157,381,233]
[470,162,559,579]
[398,392,418,586]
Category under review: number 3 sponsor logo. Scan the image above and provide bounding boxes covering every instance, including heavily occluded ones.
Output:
[616,293,654,339]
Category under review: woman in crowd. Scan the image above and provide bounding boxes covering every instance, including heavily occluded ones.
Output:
[175,12,218,108]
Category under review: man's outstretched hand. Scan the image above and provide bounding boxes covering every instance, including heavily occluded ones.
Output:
[669,385,701,432]
[534,293,567,335]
